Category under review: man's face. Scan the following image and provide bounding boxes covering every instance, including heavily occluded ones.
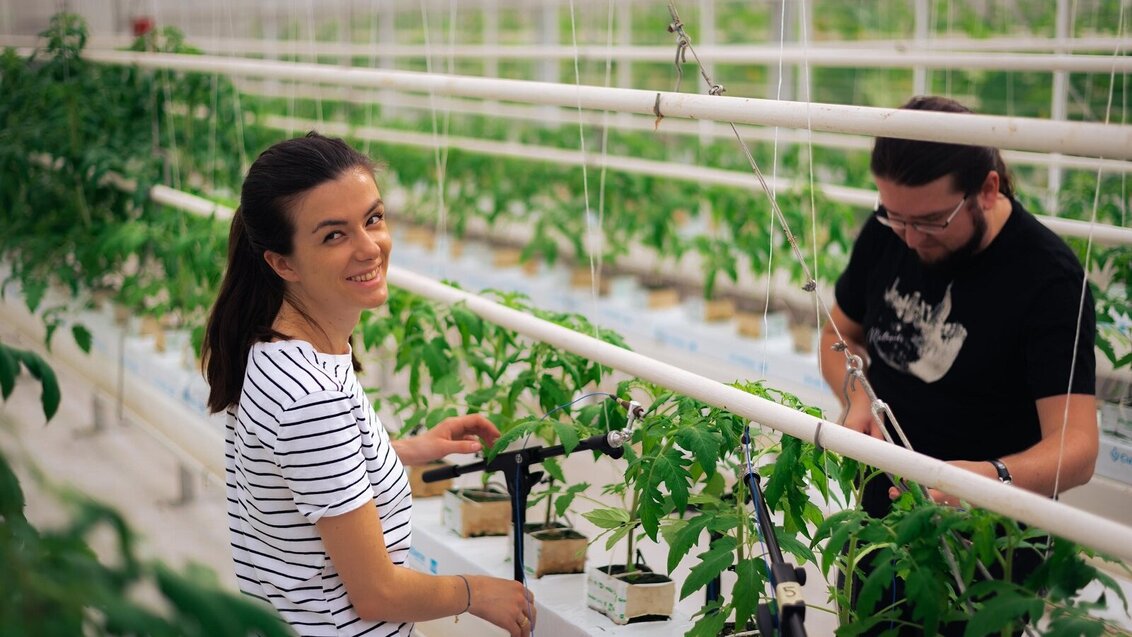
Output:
[874,175,987,271]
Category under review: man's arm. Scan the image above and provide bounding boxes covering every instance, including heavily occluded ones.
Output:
[820,304,884,440]
[949,394,1097,496]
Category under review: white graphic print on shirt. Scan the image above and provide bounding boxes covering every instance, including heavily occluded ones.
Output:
[867,278,967,383]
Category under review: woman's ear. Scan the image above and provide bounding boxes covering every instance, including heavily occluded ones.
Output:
[263,250,300,283]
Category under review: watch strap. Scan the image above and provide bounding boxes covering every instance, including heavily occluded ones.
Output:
[988,459,1012,485]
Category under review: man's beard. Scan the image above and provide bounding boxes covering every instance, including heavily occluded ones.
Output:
[920,208,987,273]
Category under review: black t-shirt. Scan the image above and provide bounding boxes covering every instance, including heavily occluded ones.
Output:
[835,198,1096,517]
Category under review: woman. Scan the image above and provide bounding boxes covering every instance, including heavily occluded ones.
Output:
[203,132,535,637]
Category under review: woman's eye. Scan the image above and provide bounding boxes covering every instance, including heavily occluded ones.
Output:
[323,231,344,243]
[367,212,384,226]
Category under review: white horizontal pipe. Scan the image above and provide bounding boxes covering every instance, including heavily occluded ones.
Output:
[78,50,1132,160]
[9,34,1130,55]
[267,115,878,206]
[389,267,1132,562]
[270,115,1132,247]
[0,292,225,482]
[243,78,1132,176]
[32,35,1129,73]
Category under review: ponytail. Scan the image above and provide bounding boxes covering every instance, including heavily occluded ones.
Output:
[202,207,286,413]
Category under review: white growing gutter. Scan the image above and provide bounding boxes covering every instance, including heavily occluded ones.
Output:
[76,166,1132,562]
[76,50,1132,160]
[271,115,1132,247]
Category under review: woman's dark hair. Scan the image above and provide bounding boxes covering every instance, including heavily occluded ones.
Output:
[871,96,1014,199]
[203,131,376,413]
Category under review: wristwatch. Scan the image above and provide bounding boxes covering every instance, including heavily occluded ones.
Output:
[988,459,1012,485]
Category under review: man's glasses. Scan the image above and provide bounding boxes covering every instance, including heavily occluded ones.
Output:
[875,197,967,235]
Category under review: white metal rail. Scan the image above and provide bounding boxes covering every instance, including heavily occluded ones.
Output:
[12,35,1128,73]
[73,50,1132,160]
[240,78,1132,176]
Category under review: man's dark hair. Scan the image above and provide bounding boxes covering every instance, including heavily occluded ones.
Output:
[871,96,1014,199]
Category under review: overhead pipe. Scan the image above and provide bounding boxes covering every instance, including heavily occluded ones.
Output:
[72,49,1132,160]
[7,34,1130,55]
[240,78,1132,176]
[268,115,1132,247]
[18,34,1129,73]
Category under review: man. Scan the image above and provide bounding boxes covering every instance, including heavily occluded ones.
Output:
[819,96,1098,634]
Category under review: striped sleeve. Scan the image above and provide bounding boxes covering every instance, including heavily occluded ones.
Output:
[275,390,374,523]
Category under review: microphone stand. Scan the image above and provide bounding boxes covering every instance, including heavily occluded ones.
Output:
[743,426,808,637]
[422,402,643,582]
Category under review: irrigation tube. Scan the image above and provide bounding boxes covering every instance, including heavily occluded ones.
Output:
[79,49,1132,160]
[270,115,1132,247]
[389,267,1132,563]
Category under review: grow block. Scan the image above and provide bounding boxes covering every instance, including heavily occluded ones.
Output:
[441,488,511,537]
[517,522,588,578]
[406,461,452,498]
[585,564,674,625]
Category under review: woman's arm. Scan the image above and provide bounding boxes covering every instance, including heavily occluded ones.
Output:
[318,502,535,636]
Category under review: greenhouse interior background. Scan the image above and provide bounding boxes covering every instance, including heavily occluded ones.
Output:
[1,0,1131,635]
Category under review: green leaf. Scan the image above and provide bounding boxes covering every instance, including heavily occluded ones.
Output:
[552,421,579,454]
[667,512,713,573]
[687,605,729,637]
[680,536,736,600]
[582,507,631,529]
[675,427,723,477]
[732,558,762,629]
[71,324,92,353]
[554,483,589,518]
[0,344,18,399]
[15,349,60,421]
[432,373,463,397]
[856,554,895,616]
[23,279,46,312]
[776,527,817,564]
[542,457,566,483]
[604,523,634,551]
[965,589,1043,636]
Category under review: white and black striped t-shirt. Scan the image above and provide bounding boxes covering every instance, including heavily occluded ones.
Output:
[226,340,413,637]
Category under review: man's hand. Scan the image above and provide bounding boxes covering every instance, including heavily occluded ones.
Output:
[842,400,886,441]
[394,414,501,466]
[887,459,996,507]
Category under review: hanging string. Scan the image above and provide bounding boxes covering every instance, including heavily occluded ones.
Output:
[223,0,248,173]
[663,1,912,457]
[566,0,600,328]
[306,0,323,125]
[363,0,378,158]
[1051,0,1125,502]
[418,0,454,279]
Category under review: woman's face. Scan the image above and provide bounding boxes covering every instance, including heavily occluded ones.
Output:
[270,167,392,322]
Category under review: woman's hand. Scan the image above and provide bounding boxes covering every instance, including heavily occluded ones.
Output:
[394,414,501,466]
[467,575,536,637]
